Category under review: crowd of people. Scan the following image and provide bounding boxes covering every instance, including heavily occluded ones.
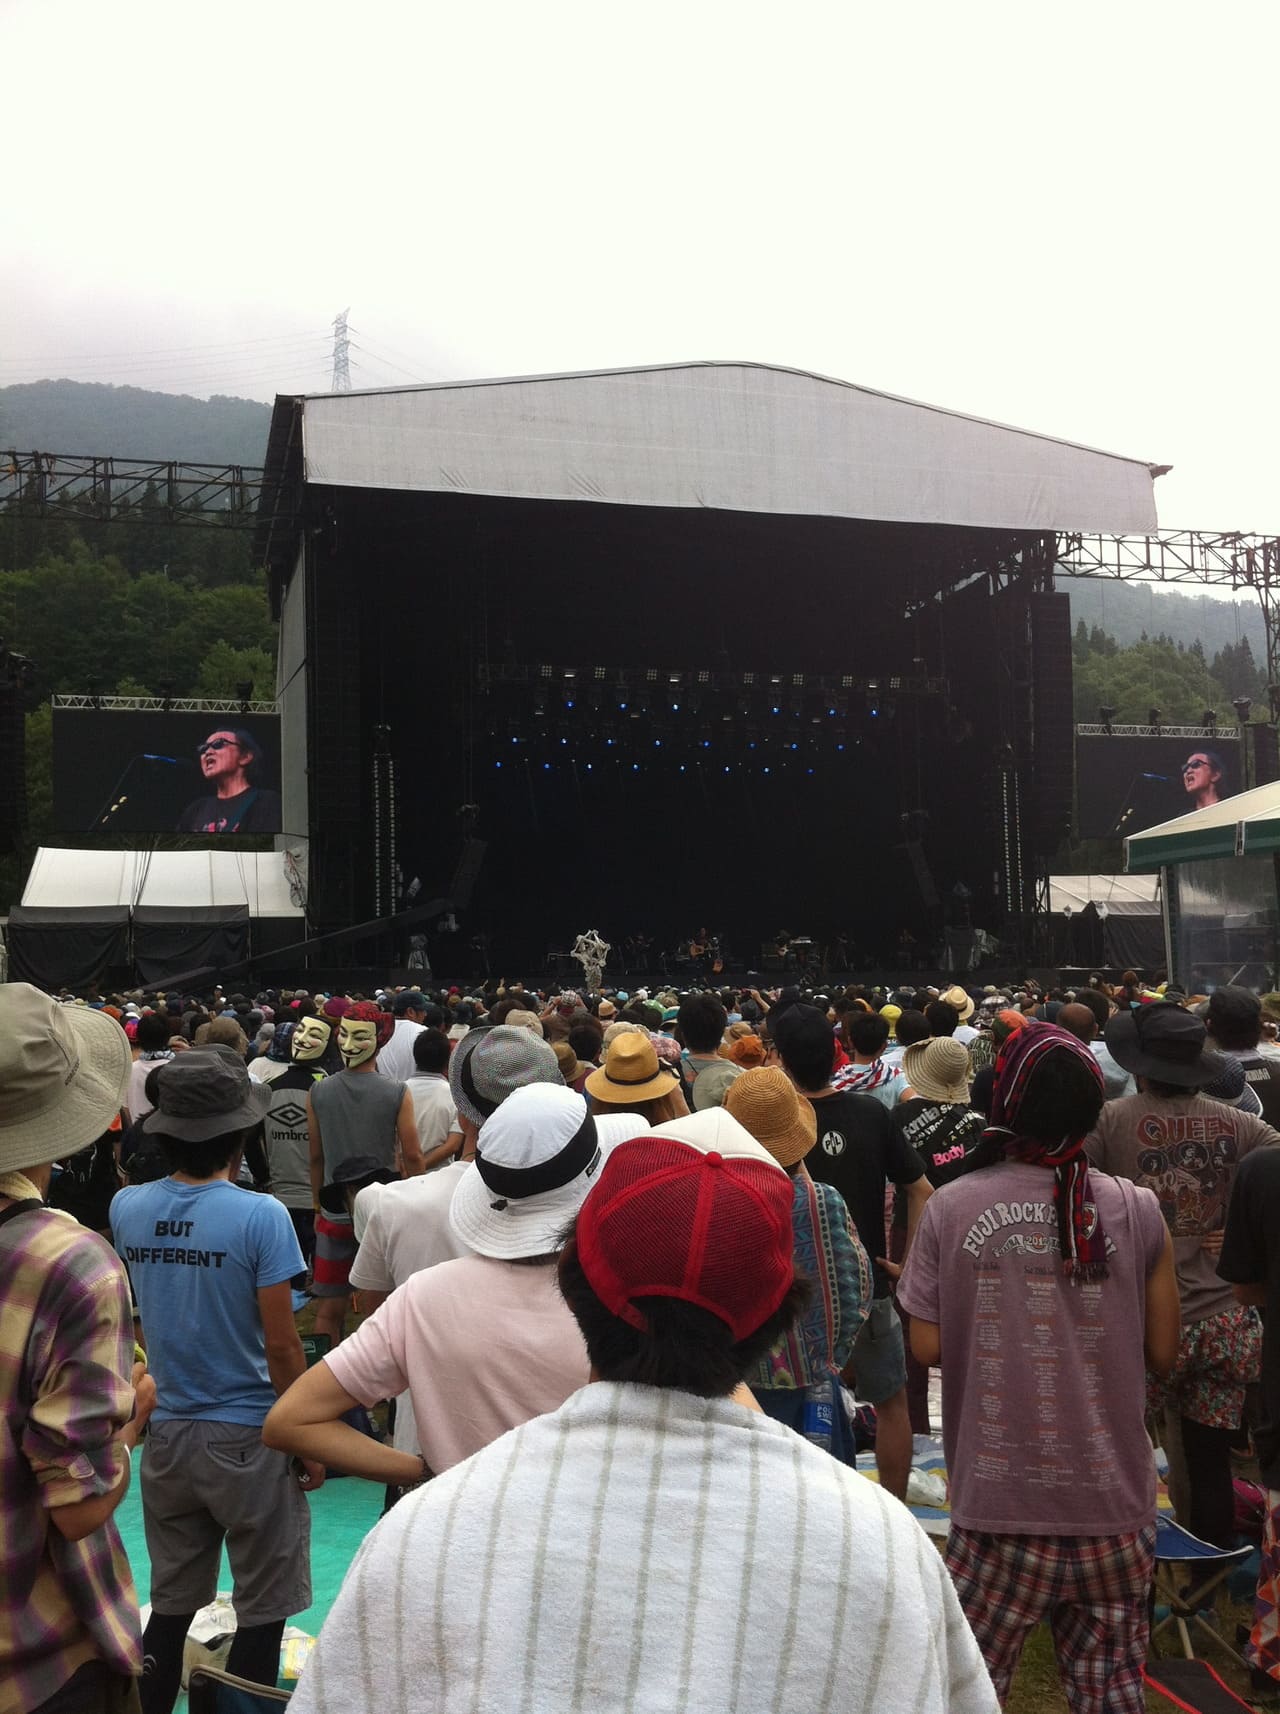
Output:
[4,966,1280,1713]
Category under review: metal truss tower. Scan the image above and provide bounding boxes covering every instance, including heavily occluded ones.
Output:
[330,308,352,392]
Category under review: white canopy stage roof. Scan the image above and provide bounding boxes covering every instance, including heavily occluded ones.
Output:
[1047,874,1161,914]
[297,362,1162,535]
[20,848,304,917]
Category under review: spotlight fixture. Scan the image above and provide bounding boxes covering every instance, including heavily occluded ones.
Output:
[1148,706,1162,733]
[158,679,175,715]
[236,680,254,713]
[1232,696,1252,724]
[1098,704,1117,736]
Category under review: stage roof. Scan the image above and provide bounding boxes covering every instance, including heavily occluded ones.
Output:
[20,848,304,916]
[1047,874,1161,913]
[268,361,1162,537]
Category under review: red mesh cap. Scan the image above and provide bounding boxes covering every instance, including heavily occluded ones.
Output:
[575,1137,795,1343]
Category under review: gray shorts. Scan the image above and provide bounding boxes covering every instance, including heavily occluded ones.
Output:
[850,1295,907,1406]
[141,1418,312,1625]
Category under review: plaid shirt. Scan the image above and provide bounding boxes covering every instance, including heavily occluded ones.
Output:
[0,1203,140,1712]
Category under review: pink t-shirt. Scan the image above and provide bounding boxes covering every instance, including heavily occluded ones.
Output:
[897,1158,1166,1535]
[324,1253,589,1475]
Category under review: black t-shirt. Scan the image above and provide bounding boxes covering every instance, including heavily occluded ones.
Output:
[176,786,282,833]
[802,1088,926,1298]
[1219,1146,1280,1488]
[889,1097,987,1230]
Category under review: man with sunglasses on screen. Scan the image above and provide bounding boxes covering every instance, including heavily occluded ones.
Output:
[175,728,282,833]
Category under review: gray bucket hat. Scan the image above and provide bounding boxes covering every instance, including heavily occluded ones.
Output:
[141,1045,272,1140]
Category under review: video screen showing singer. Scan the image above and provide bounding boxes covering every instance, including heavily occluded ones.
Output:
[1181,748,1226,810]
[176,728,282,833]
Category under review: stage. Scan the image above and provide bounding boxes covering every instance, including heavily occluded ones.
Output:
[255,361,1162,974]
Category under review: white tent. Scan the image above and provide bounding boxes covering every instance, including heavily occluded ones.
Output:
[20,847,304,916]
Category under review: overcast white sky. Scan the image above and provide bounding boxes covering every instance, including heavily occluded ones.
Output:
[3,0,1277,530]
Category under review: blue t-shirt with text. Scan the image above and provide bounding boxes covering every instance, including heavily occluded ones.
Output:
[111,1177,304,1426]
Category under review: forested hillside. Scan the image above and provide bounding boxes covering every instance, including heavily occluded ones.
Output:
[0,380,271,465]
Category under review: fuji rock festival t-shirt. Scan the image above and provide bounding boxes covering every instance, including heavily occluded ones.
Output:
[111,1177,303,1425]
[898,1159,1166,1534]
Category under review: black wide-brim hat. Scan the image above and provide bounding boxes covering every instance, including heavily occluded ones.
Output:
[1105,1001,1226,1087]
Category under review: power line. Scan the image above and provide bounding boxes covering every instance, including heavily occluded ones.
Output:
[0,329,331,365]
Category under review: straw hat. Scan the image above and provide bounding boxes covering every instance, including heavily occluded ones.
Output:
[941,985,975,1022]
[585,1030,674,1105]
[902,1037,971,1104]
[723,1065,816,1169]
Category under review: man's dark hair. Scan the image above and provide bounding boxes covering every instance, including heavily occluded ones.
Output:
[411,1027,451,1076]
[895,1008,930,1047]
[1208,986,1262,1051]
[136,1011,172,1052]
[924,1000,959,1037]
[1145,1076,1200,1099]
[1075,988,1111,1033]
[846,1012,890,1056]
[1012,1051,1105,1141]
[149,1125,246,1181]
[771,1004,835,1093]
[568,1019,604,1063]
[557,1234,809,1398]
[677,993,727,1054]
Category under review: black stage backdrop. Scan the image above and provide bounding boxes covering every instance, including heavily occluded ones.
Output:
[307,489,1051,967]
[7,904,131,990]
[132,905,250,986]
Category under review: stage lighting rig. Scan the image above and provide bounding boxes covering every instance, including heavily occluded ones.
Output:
[1232,696,1252,724]
[1098,704,1116,735]
[1148,707,1162,734]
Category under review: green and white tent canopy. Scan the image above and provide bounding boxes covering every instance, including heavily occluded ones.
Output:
[1125,780,1280,871]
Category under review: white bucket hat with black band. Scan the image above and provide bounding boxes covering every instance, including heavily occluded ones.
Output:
[0,982,132,1174]
[448,1082,611,1259]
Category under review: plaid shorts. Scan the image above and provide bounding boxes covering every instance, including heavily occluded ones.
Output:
[946,1524,1155,1714]
[1251,1490,1280,1687]
[1145,1302,1262,1429]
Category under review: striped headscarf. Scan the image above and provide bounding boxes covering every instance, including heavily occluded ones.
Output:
[985,1020,1108,1282]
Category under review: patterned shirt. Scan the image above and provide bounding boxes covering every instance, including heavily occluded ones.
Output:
[0,1202,140,1713]
[752,1175,872,1389]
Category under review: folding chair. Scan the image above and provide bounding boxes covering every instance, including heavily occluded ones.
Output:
[187,1664,291,1713]
[1150,1515,1256,1673]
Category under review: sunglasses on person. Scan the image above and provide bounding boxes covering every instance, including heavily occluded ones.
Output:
[198,738,240,755]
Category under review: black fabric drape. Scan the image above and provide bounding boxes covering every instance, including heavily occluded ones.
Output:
[131,905,250,986]
[7,904,131,990]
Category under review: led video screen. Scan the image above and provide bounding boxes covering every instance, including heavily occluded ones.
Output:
[54,709,282,834]
[1076,732,1241,839]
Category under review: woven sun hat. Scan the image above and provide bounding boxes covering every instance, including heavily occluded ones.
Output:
[723,1066,816,1168]
[504,1008,545,1037]
[448,1083,608,1260]
[585,1030,674,1105]
[902,1036,971,1104]
[940,985,975,1022]
[448,1024,563,1131]
[0,982,132,1174]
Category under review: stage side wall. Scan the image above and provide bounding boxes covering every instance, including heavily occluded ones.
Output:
[277,543,309,841]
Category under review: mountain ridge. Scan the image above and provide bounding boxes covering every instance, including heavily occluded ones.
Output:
[0,379,272,466]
